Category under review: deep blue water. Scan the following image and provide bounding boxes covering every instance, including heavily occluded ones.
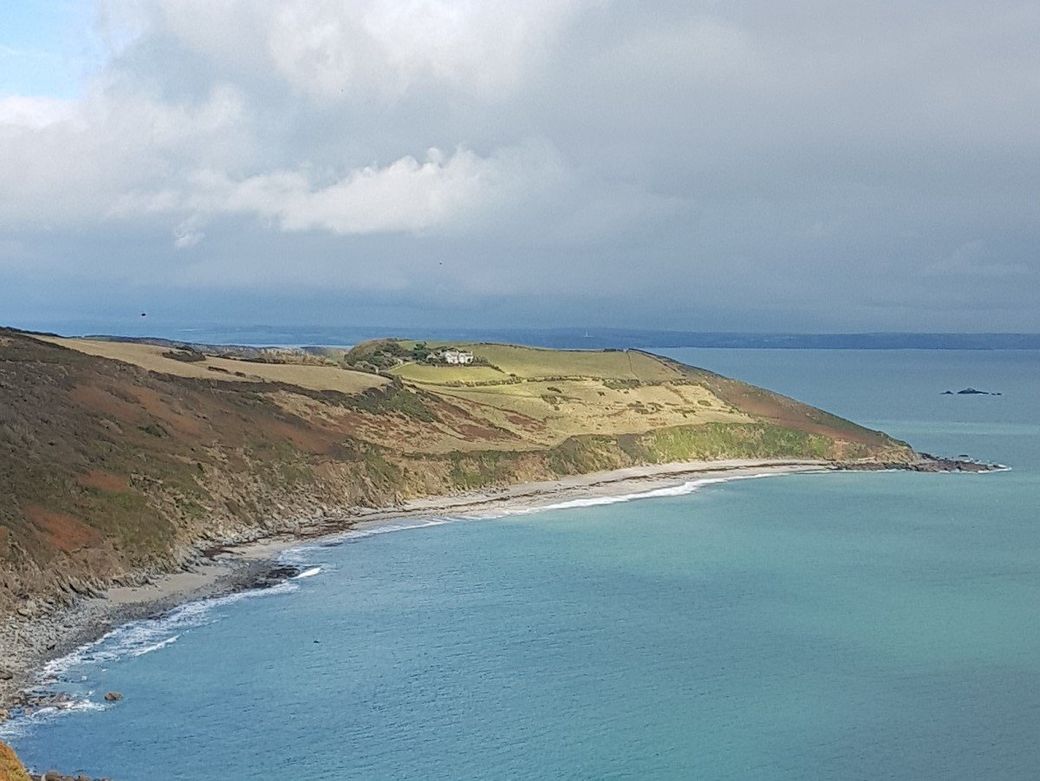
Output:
[7,349,1040,780]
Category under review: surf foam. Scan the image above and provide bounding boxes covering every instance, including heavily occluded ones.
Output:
[38,580,298,687]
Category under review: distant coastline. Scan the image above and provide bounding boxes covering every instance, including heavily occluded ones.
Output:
[9,324,1040,351]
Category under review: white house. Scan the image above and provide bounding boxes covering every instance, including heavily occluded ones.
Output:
[443,350,474,365]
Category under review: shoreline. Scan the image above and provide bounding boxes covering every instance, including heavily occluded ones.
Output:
[0,454,997,719]
[1,458,826,717]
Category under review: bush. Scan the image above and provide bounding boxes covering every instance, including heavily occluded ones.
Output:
[162,348,206,363]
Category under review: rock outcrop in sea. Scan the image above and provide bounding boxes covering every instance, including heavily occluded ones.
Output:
[942,387,1002,395]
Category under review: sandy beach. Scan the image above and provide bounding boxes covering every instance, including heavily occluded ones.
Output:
[1,458,831,715]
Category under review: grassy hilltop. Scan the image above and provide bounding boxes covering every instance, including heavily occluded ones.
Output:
[0,331,915,619]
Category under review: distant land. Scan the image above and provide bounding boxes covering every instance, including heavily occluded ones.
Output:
[9,322,1040,351]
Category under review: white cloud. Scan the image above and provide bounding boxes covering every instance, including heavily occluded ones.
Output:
[0,96,76,128]
[121,0,592,103]
[0,1,576,241]
[268,0,593,100]
[358,0,588,96]
[0,84,252,229]
[120,141,563,241]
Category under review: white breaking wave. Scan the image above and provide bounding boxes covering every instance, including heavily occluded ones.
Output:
[129,634,180,657]
[39,580,298,685]
[337,516,456,542]
[3,579,301,739]
[293,566,323,579]
[301,471,810,546]
[0,697,105,740]
[277,544,325,565]
[507,472,785,514]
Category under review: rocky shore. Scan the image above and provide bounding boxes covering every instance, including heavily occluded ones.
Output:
[0,554,304,724]
[837,453,1002,473]
[30,771,111,781]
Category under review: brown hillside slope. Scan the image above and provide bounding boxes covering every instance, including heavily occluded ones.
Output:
[0,741,30,781]
[0,330,915,622]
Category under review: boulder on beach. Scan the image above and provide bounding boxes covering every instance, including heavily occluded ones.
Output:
[103,691,122,702]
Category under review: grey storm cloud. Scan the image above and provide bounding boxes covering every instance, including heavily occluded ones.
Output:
[1,0,1039,331]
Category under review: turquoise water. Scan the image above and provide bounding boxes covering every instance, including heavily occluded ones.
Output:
[8,349,1040,779]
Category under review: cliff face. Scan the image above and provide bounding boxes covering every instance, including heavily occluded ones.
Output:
[0,330,914,620]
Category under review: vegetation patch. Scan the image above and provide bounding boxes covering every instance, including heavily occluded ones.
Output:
[0,740,30,781]
[138,422,169,438]
[162,347,206,363]
[639,422,835,462]
[347,382,438,422]
[447,450,520,489]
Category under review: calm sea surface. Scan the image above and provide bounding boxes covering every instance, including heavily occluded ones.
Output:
[8,349,1040,779]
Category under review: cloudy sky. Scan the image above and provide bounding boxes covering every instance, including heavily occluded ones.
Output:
[2,1,1039,333]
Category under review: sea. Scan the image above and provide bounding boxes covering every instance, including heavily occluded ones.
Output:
[5,347,1040,780]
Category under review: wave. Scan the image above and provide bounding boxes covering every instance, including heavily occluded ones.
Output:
[318,470,810,544]
[0,697,105,740]
[293,566,323,579]
[515,473,778,513]
[36,580,299,691]
[129,634,180,657]
[277,544,324,565]
[333,516,458,543]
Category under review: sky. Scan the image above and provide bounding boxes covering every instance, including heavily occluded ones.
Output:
[1,1,1039,333]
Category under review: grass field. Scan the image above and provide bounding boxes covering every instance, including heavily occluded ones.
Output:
[391,364,508,385]
[434,378,745,446]
[37,337,387,394]
[390,343,683,385]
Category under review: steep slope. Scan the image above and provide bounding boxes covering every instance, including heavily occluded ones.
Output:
[0,331,915,622]
[0,741,30,781]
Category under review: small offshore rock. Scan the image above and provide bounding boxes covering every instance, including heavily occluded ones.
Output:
[103,691,122,702]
